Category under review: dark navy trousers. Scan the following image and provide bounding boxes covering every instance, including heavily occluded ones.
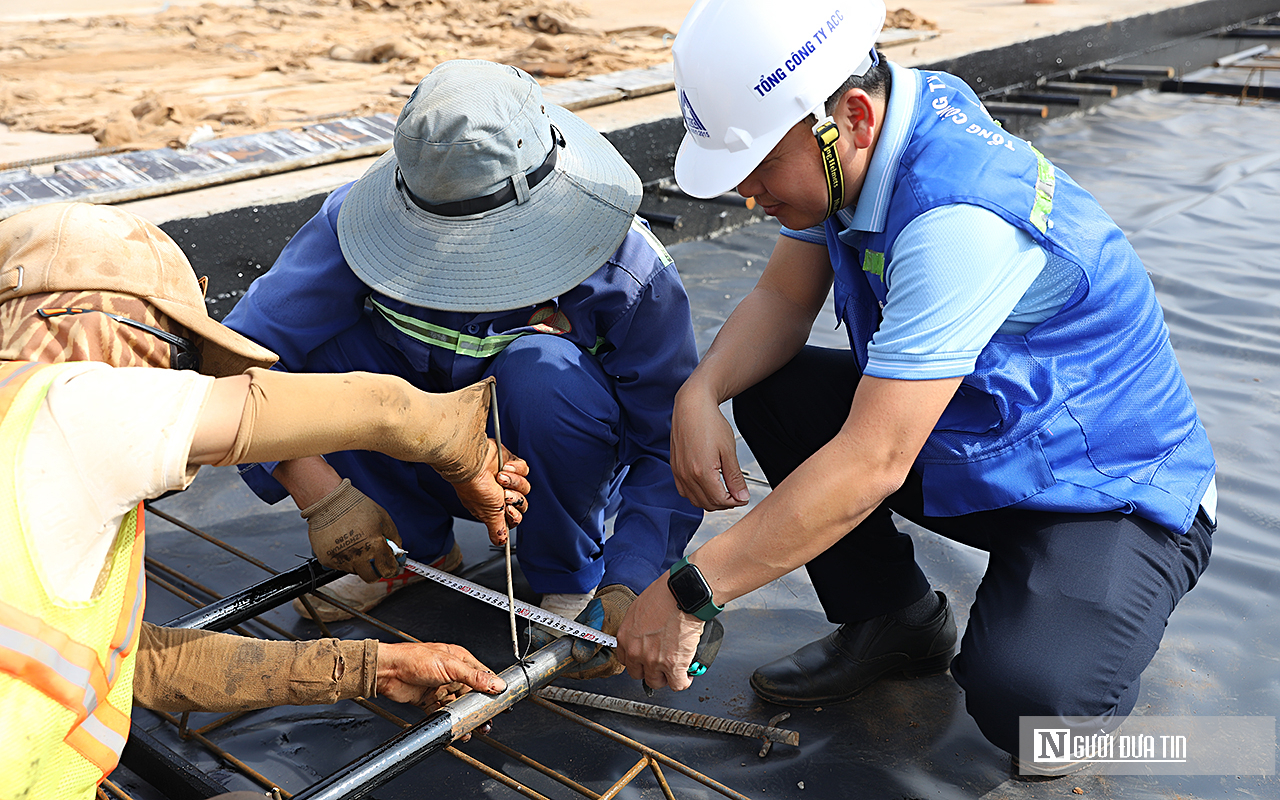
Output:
[291,319,625,595]
[733,346,1213,754]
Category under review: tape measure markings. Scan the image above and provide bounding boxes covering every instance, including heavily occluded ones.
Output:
[402,557,618,647]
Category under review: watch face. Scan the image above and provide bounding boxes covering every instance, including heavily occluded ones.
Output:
[669,563,713,613]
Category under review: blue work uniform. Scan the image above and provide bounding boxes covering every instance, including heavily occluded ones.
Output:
[736,62,1215,753]
[222,182,703,595]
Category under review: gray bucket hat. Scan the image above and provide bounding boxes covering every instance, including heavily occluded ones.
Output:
[337,60,643,313]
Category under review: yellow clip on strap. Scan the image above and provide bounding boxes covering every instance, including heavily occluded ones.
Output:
[812,116,844,221]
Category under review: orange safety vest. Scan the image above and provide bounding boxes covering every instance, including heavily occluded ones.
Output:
[0,361,146,800]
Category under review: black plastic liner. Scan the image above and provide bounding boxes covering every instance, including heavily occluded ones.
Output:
[112,89,1280,799]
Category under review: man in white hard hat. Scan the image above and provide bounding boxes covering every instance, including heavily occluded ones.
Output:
[0,202,526,800]
[616,0,1216,773]
[222,60,702,679]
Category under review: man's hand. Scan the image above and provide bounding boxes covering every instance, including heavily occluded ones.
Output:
[301,479,402,582]
[615,574,704,692]
[450,440,530,546]
[528,584,637,679]
[670,381,750,511]
[376,642,505,716]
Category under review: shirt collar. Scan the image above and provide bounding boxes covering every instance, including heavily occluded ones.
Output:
[836,61,919,234]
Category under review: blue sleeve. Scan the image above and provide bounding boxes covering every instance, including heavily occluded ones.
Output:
[865,204,1048,380]
[221,183,370,504]
[596,262,704,593]
[779,223,827,246]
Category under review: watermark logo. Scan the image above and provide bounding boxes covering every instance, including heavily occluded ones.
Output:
[1019,716,1274,776]
[1032,728,1186,764]
[679,89,709,139]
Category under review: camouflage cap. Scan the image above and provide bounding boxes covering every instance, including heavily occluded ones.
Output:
[0,202,276,377]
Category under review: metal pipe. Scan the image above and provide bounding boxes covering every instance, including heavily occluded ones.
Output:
[1216,44,1270,66]
[639,211,683,229]
[1043,81,1118,97]
[1004,92,1083,106]
[653,181,756,209]
[292,638,576,800]
[165,560,341,631]
[983,101,1048,118]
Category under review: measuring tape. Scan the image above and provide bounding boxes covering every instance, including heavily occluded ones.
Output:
[394,549,618,648]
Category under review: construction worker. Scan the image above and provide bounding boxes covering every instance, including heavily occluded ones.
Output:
[615,0,1216,774]
[221,59,702,679]
[0,201,530,799]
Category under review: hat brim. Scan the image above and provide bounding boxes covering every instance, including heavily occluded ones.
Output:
[149,296,278,377]
[673,122,793,200]
[336,104,642,313]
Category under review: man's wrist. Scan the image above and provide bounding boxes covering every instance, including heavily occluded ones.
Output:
[667,556,724,621]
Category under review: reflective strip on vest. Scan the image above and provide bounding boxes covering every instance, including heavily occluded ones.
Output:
[372,298,526,358]
[0,361,144,781]
[1029,144,1056,234]
[862,250,885,278]
[372,301,609,359]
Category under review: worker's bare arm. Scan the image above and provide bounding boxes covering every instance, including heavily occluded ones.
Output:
[620,373,963,690]
[671,235,833,510]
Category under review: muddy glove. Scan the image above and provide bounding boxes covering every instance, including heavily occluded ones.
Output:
[300,479,402,582]
[529,584,637,680]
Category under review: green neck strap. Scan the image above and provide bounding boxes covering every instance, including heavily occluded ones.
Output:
[812,115,845,221]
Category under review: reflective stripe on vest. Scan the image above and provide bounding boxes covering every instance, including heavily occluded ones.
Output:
[372,301,608,359]
[0,361,145,792]
[372,298,527,358]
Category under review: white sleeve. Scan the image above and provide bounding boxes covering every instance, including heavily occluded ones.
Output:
[25,364,215,601]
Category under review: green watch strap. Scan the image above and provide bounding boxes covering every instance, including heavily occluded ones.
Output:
[669,557,724,621]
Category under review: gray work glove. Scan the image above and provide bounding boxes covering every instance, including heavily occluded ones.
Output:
[300,479,402,582]
[529,584,637,680]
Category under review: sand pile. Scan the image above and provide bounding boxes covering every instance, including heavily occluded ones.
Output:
[0,0,677,149]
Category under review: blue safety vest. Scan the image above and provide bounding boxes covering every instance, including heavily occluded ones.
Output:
[828,69,1215,534]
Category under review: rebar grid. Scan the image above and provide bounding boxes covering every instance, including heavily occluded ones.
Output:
[136,505,755,800]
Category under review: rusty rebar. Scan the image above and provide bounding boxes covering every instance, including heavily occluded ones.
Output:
[141,511,757,800]
[537,686,800,747]
[477,733,602,799]
[152,709,295,798]
[532,696,754,800]
[445,745,554,800]
[598,757,649,800]
[648,759,677,800]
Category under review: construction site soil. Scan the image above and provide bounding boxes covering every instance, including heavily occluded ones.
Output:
[0,0,935,151]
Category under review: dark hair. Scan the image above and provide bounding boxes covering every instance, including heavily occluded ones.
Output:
[824,51,891,114]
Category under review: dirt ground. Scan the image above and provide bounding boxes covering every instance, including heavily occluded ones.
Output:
[0,0,936,153]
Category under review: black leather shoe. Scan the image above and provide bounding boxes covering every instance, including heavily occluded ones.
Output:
[749,591,957,706]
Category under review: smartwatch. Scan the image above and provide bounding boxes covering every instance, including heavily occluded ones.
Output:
[667,557,724,621]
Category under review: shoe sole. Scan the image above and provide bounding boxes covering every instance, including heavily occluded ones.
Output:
[749,647,955,707]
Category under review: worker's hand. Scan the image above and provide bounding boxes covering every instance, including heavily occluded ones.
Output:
[300,479,402,582]
[449,440,530,546]
[376,642,505,720]
[615,574,704,692]
[528,584,637,679]
[670,382,750,511]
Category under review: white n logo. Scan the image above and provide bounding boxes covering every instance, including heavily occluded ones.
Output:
[1033,729,1071,762]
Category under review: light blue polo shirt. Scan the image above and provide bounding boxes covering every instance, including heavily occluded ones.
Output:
[781,61,1081,382]
[781,62,1217,524]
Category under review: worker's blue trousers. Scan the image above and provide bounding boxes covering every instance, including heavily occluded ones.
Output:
[293,321,623,595]
[733,346,1213,755]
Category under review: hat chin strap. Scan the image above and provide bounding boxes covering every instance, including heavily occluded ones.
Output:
[811,115,845,221]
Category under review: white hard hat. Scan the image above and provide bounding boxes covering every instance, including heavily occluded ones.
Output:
[672,0,887,198]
